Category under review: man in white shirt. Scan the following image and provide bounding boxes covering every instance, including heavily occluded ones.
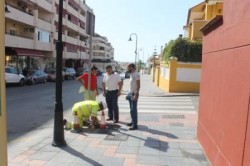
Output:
[126,63,140,130]
[102,65,122,123]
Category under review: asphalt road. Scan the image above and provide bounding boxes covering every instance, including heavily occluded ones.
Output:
[6,75,199,142]
[6,79,90,141]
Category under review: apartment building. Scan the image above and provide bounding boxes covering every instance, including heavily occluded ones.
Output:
[183,0,223,41]
[92,33,115,71]
[4,0,94,73]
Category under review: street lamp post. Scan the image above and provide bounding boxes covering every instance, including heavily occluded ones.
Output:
[128,33,138,67]
[52,0,66,147]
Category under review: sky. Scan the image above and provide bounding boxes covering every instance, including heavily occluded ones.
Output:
[86,0,203,62]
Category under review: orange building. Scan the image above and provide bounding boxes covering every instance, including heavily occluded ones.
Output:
[198,0,250,165]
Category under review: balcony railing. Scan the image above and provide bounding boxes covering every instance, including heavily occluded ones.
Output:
[5,34,34,49]
[5,5,35,26]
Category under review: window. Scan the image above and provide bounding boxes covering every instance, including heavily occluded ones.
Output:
[68,14,71,21]
[5,68,11,73]
[10,29,17,36]
[36,29,50,43]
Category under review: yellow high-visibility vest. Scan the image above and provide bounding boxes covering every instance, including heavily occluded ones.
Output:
[72,100,99,119]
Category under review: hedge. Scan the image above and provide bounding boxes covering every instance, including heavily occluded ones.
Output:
[163,38,202,63]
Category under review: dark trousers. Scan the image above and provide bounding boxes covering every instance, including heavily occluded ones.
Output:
[106,90,119,121]
[128,96,138,127]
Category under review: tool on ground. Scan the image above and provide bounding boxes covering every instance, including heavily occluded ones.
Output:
[100,111,106,129]
[73,112,80,129]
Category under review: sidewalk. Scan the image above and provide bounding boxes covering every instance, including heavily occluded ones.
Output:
[8,75,209,166]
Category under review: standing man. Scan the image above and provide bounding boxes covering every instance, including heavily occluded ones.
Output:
[126,63,140,130]
[77,66,99,100]
[103,65,122,123]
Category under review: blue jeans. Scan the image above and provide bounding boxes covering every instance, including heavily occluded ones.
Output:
[128,93,138,127]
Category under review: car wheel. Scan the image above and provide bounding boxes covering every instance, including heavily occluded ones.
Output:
[19,79,25,86]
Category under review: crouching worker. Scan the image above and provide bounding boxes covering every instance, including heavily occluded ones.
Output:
[64,101,106,130]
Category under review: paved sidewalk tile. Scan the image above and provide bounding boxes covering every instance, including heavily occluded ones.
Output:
[117,146,138,154]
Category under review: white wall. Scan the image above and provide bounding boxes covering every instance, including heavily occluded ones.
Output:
[176,68,201,83]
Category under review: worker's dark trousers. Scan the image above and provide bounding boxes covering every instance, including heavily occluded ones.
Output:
[106,90,119,121]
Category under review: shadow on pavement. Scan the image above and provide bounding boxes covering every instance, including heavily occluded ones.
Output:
[60,146,103,166]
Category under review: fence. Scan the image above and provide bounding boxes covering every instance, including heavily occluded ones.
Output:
[152,58,202,93]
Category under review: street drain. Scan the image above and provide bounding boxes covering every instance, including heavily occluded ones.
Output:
[162,115,185,119]
[105,133,128,141]
[169,122,184,127]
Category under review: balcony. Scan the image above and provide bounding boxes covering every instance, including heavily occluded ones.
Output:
[190,20,208,41]
[92,55,106,60]
[37,18,52,32]
[93,36,106,43]
[34,0,53,12]
[65,19,79,32]
[64,51,78,59]
[93,42,107,48]
[5,6,35,26]
[93,49,106,54]
[5,34,34,49]
[66,36,78,45]
[35,42,53,51]
[67,5,79,18]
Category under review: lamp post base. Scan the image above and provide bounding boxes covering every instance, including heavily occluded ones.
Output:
[52,110,67,147]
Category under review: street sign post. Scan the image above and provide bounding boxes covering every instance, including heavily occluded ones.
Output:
[0,2,8,165]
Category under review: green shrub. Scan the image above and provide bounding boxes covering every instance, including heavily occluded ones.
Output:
[163,38,202,63]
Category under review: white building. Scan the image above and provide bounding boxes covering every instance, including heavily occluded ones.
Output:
[92,33,115,71]
[4,0,94,73]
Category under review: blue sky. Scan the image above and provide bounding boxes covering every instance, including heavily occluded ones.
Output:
[86,0,203,62]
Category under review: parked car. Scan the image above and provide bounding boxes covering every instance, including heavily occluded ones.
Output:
[5,66,25,86]
[47,69,65,82]
[119,72,125,80]
[63,67,76,80]
[125,71,130,78]
[26,70,48,85]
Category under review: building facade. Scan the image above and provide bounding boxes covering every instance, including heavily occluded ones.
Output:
[184,0,223,41]
[4,0,94,74]
[92,33,115,71]
[198,0,250,165]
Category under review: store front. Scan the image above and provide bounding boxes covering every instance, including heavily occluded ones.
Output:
[5,47,44,76]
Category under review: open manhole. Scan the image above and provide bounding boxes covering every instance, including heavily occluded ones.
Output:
[162,115,185,119]
[169,122,184,127]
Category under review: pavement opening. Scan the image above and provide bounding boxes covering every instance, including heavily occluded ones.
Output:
[162,115,185,119]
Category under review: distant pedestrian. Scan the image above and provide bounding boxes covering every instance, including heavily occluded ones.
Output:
[126,63,140,130]
[77,66,99,101]
[102,65,122,123]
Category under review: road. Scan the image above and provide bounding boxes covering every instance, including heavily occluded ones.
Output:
[6,75,199,142]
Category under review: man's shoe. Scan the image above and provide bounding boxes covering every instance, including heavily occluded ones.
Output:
[129,126,138,130]
[127,123,133,127]
[106,118,113,121]
[114,120,119,123]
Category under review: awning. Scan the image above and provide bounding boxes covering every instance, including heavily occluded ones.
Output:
[15,48,44,57]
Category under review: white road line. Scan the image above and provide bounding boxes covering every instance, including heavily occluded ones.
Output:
[119,109,197,114]
[118,101,193,105]
[119,105,195,109]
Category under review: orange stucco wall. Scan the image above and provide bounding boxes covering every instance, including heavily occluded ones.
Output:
[198,0,250,166]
